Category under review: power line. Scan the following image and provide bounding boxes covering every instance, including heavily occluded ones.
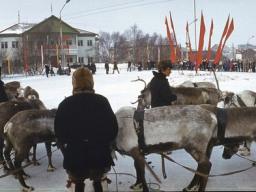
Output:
[64,0,149,17]
[64,0,174,20]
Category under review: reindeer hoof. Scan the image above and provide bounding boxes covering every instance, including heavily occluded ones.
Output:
[20,185,34,192]
[130,183,143,190]
[240,150,250,156]
[32,161,40,166]
[47,166,56,172]
[238,146,247,151]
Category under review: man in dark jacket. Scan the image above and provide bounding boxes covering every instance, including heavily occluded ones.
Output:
[54,67,118,192]
[0,80,8,103]
[150,60,177,108]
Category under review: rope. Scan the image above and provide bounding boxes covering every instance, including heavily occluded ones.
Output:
[0,147,59,179]
[159,153,256,178]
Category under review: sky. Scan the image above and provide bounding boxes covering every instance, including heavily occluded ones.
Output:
[1,65,256,191]
[1,0,256,49]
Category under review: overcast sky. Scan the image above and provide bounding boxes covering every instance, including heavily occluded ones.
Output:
[1,0,256,48]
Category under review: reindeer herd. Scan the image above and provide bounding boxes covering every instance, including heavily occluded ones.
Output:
[0,78,256,192]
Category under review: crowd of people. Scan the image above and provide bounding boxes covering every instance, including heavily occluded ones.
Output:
[174,59,256,72]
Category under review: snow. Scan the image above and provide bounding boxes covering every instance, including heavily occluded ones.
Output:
[1,64,256,191]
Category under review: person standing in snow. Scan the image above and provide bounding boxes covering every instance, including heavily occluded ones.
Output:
[127,61,131,72]
[150,60,177,108]
[112,61,120,74]
[54,67,118,192]
[45,64,50,77]
[105,61,109,74]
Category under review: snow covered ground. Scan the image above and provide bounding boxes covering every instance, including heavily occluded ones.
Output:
[1,64,256,191]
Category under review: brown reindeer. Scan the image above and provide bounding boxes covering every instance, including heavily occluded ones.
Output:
[4,109,59,192]
[0,99,47,173]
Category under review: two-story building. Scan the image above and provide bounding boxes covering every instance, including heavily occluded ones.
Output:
[0,15,98,74]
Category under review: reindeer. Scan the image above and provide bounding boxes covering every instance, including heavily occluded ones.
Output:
[4,109,59,192]
[4,81,21,99]
[220,90,256,157]
[115,104,256,191]
[115,105,217,191]
[131,77,220,110]
[18,86,40,99]
[178,80,217,89]
[0,99,47,173]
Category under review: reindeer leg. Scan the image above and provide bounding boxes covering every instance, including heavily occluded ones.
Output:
[0,138,10,173]
[45,141,55,172]
[198,160,212,191]
[14,154,34,191]
[129,147,149,192]
[3,138,15,171]
[31,144,40,166]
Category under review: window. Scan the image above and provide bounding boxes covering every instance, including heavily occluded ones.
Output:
[79,57,84,63]
[66,40,72,45]
[87,40,92,46]
[88,57,93,63]
[12,41,19,48]
[1,42,8,49]
[78,40,83,46]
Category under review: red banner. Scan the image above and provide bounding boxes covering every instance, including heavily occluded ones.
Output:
[196,11,206,71]
[206,19,214,63]
[170,12,181,61]
[218,18,234,63]
[165,17,176,63]
[214,15,230,65]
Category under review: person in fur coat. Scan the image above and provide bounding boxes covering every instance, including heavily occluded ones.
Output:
[54,67,118,192]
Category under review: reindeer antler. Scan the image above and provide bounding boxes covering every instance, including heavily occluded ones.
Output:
[131,76,147,89]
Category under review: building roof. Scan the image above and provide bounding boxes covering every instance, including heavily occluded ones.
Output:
[0,15,97,37]
[0,23,37,35]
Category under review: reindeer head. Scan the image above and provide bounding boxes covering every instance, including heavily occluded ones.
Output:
[131,76,151,110]
[222,143,240,159]
[219,91,235,108]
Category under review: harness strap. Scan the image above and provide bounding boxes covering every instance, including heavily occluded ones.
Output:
[133,110,146,153]
[217,108,227,139]
[192,83,198,87]
[236,95,247,107]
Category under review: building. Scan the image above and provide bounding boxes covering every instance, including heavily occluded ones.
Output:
[0,15,98,74]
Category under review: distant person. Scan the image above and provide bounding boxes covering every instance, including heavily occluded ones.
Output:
[91,62,96,74]
[105,61,109,74]
[45,64,50,77]
[0,80,8,103]
[127,61,131,72]
[112,61,120,74]
[50,67,55,76]
[66,64,71,76]
[138,61,142,71]
[150,60,177,108]
[54,67,118,192]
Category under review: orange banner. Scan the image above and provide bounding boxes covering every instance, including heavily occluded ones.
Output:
[196,11,206,71]
[206,19,214,63]
[170,12,180,61]
[165,17,176,63]
[214,15,230,65]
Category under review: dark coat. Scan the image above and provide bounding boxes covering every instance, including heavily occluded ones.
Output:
[54,93,118,174]
[0,80,8,103]
[150,71,177,108]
